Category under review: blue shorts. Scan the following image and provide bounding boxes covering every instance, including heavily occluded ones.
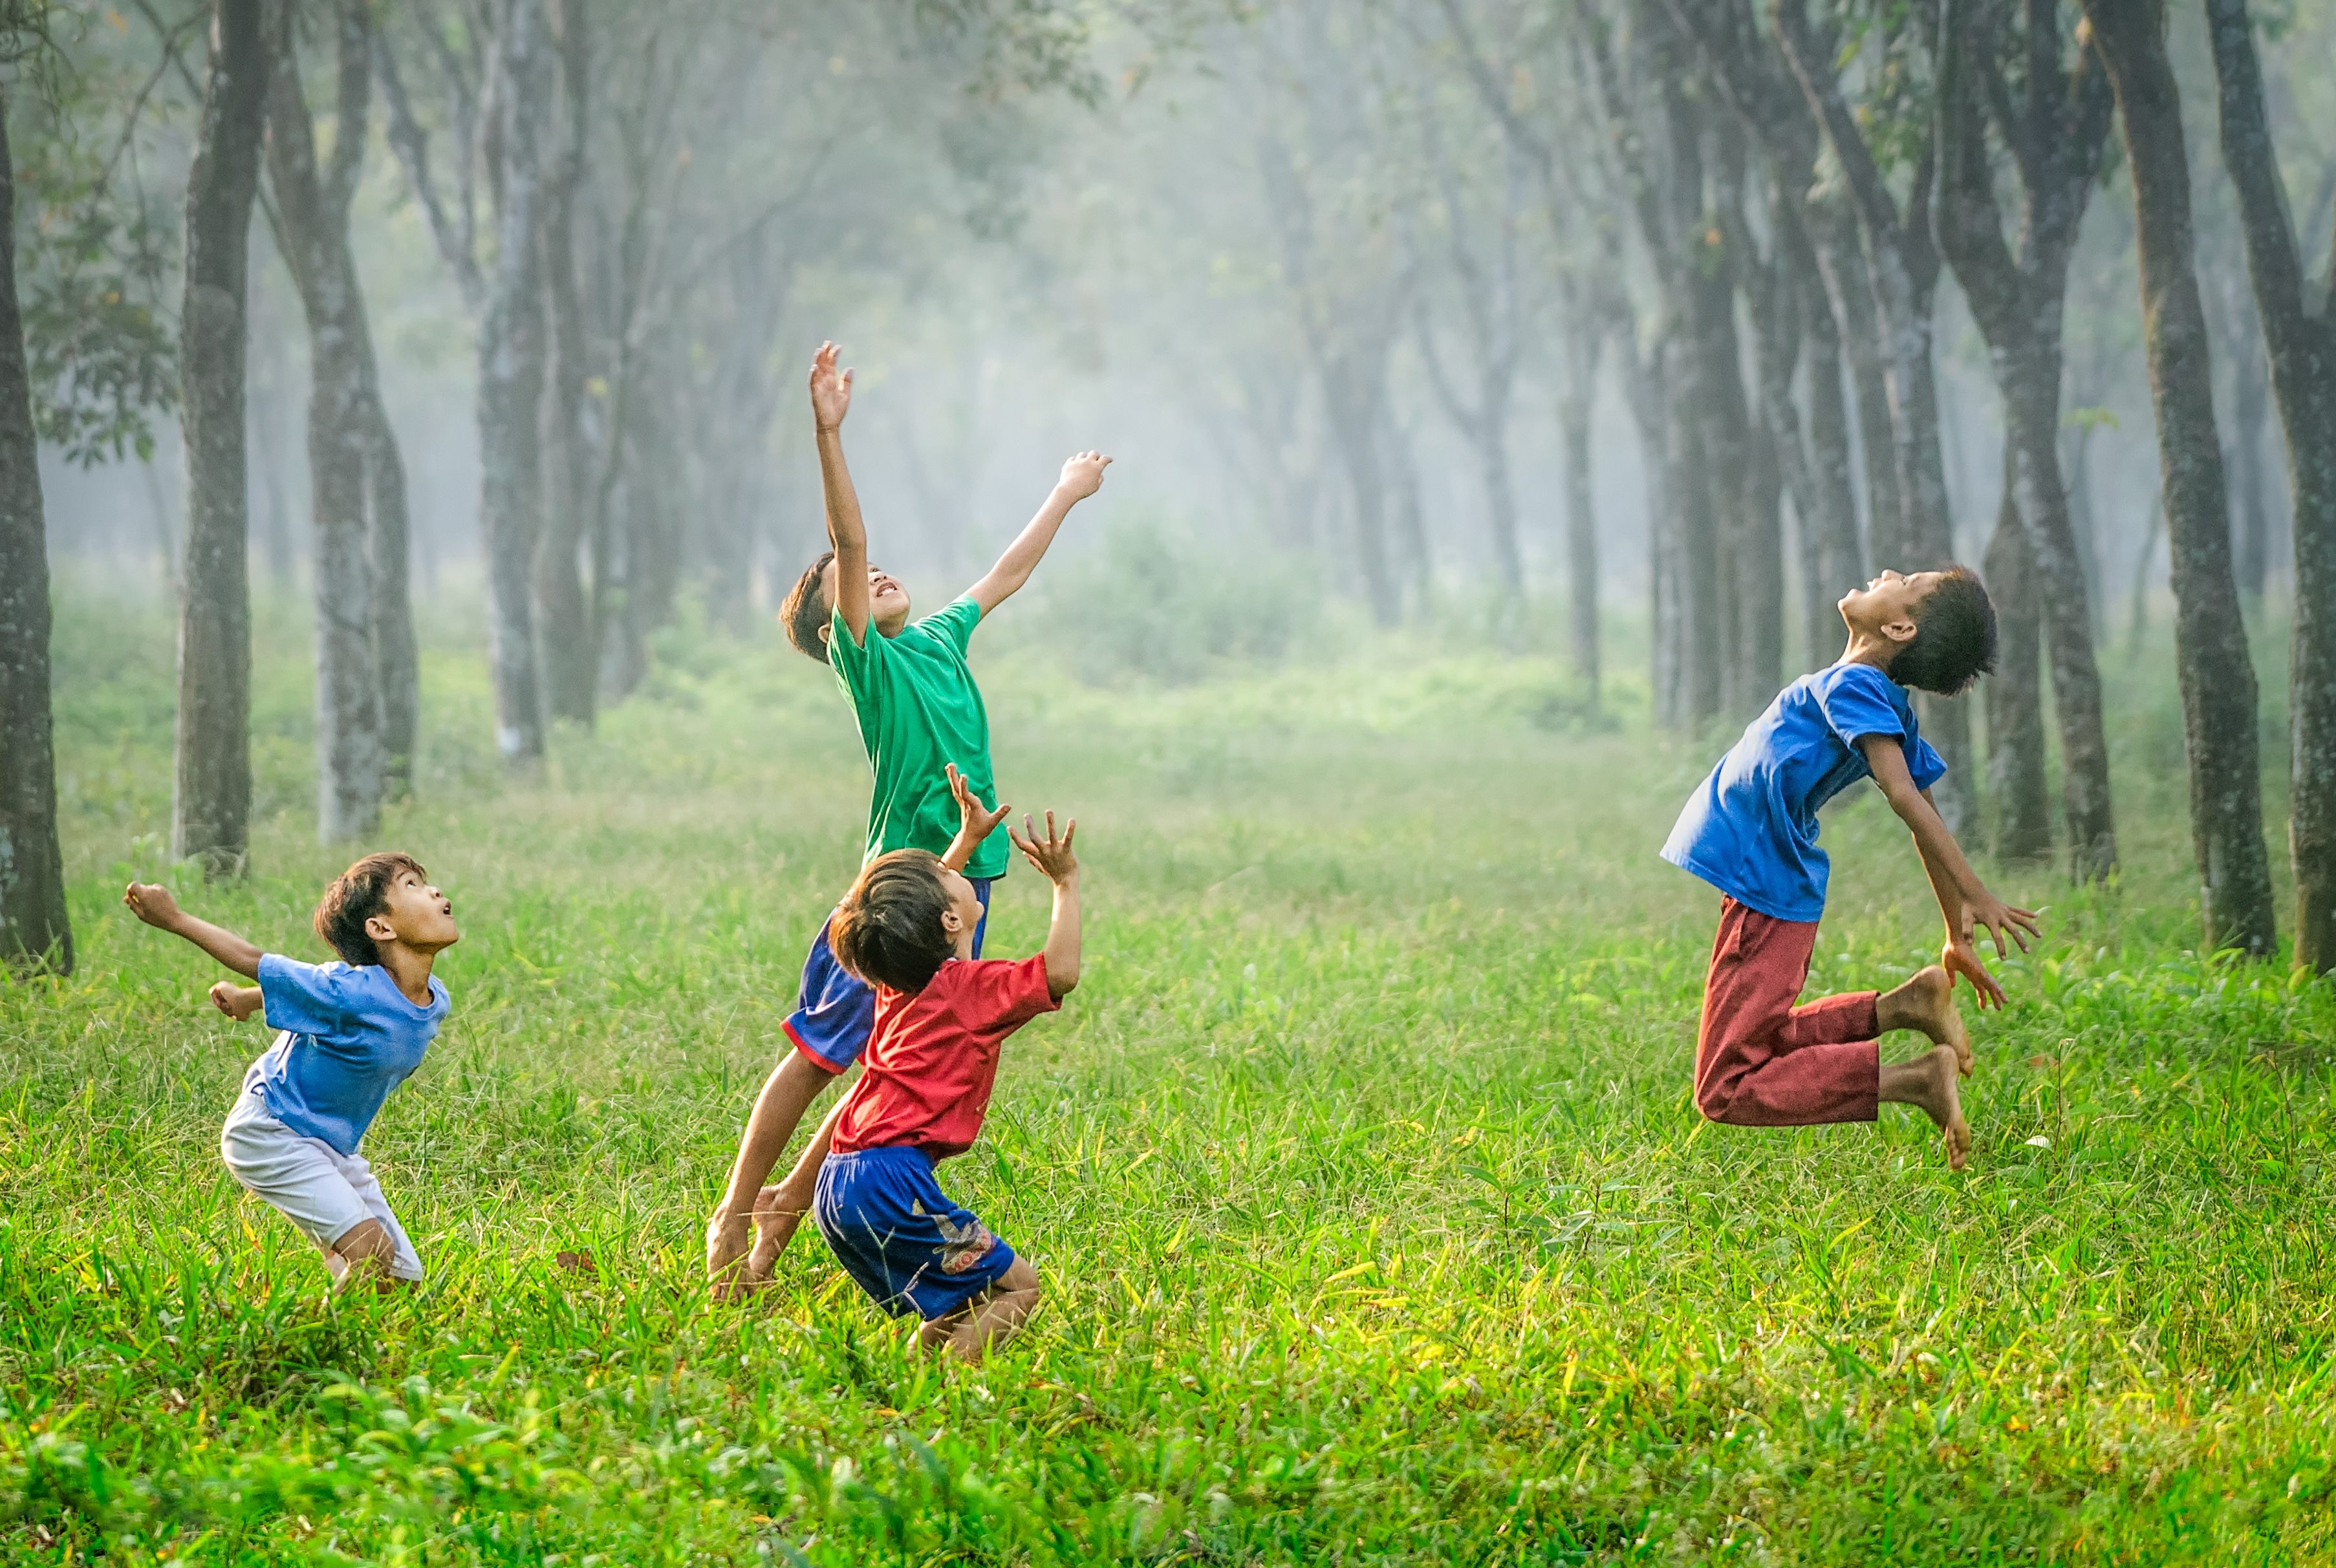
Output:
[786,878,990,1074]
[814,1146,1017,1320]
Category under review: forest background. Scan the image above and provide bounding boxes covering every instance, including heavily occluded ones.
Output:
[6,0,2336,1561]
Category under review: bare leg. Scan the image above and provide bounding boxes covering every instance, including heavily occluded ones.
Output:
[1877,965,1970,1076]
[917,1257,1042,1364]
[746,1097,849,1280]
[707,1051,838,1298]
[1879,1046,1970,1171]
[324,1218,409,1294]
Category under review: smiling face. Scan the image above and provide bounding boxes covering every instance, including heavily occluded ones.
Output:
[368,866,460,956]
[817,558,913,640]
[1838,568,1948,645]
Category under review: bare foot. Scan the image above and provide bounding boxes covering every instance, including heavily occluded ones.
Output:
[1880,965,1971,1078]
[747,1184,805,1283]
[1879,1044,1970,1172]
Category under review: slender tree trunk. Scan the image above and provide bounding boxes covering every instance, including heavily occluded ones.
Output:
[267,6,384,844]
[1801,282,1864,665]
[1623,339,1682,727]
[2216,268,2274,604]
[534,0,594,724]
[1558,315,1601,700]
[1665,322,1723,728]
[173,0,268,875]
[477,0,550,765]
[1323,358,1398,627]
[2205,0,2336,968]
[364,389,417,796]
[0,105,70,974]
[1983,458,2051,861]
[1382,409,1430,618]
[2088,0,2277,955]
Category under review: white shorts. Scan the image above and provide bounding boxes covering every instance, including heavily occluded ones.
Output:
[219,1084,424,1280]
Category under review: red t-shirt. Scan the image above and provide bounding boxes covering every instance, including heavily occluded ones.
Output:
[828,954,1059,1160]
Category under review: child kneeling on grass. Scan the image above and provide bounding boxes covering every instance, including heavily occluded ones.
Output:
[1661,568,2042,1170]
[124,856,459,1290]
[806,804,1081,1363]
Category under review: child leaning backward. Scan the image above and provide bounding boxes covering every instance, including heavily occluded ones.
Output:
[1660,568,2042,1170]
[704,341,1111,1294]
[812,783,1081,1362]
[124,856,460,1289]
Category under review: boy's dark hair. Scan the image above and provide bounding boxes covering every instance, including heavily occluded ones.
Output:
[1893,565,1998,696]
[314,853,427,967]
[779,551,835,663]
[830,849,955,994]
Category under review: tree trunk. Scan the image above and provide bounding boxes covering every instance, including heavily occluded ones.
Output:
[1622,338,1682,727]
[1665,321,1724,728]
[534,0,594,724]
[364,387,417,797]
[1800,281,1863,666]
[1558,314,1601,700]
[2088,0,2277,955]
[1983,462,2052,862]
[2205,0,2336,969]
[0,104,70,974]
[477,0,550,765]
[173,0,268,876]
[266,3,384,844]
[1323,356,1398,627]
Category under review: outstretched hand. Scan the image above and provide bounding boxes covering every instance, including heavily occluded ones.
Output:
[124,881,182,930]
[947,762,1010,844]
[1009,811,1078,885]
[1942,934,2007,1012]
[1965,890,2042,961]
[1055,451,1112,501]
[809,341,853,432]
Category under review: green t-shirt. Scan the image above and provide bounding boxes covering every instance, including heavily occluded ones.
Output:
[827,596,1009,879]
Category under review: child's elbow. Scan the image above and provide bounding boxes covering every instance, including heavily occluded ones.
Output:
[1048,967,1079,1001]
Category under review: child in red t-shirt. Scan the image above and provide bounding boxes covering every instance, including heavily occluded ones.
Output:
[807,791,1081,1362]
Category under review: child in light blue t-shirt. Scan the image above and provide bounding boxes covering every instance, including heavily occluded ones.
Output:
[127,854,459,1290]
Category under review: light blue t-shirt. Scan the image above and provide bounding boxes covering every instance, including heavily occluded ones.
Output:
[243,954,449,1155]
[1661,662,1947,923]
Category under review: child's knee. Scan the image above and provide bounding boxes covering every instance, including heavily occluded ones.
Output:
[995,1256,1041,1297]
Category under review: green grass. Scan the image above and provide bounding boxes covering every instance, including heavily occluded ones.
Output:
[5,586,2335,1564]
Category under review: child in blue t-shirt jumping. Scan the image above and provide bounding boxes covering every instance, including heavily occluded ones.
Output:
[1661,568,2042,1170]
[125,855,460,1289]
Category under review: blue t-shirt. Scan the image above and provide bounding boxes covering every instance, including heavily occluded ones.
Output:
[1661,663,1947,923]
[242,954,449,1155]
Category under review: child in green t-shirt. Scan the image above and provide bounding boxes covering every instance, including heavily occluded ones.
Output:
[706,341,1112,1297]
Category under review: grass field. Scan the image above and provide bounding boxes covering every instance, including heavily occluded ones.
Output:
[6,586,2336,1565]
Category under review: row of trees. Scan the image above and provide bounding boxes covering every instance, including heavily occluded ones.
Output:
[0,0,1094,972]
[1112,0,2326,966]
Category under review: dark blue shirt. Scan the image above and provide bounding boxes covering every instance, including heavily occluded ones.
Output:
[244,954,449,1155]
[1661,663,1947,922]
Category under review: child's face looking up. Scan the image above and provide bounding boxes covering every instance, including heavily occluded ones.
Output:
[368,868,460,957]
[1837,568,1945,645]
[937,867,985,958]
[819,559,913,638]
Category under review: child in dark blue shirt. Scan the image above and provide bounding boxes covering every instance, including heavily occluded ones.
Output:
[1662,568,2040,1169]
[127,855,460,1289]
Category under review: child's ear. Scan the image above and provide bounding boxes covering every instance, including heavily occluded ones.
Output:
[817,622,830,647]
[364,912,397,945]
[1883,613,1920,647]
[940,907,966,935]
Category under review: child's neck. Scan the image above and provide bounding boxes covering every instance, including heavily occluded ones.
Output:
[378,943,439,1005]
[1837,626,1901,676]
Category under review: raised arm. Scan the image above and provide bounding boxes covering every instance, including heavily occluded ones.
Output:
[1009,812,1081,999]
[966,451,1112,618]
[123,882,265,978]
[810,342,871,646]
[1859,738,2041,1008]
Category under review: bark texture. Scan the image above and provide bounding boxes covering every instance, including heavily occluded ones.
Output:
[1930,0,2118,878]
[1557,286,1603,699]
[1983,458,2052,861]
[2205,0,2336,969]
[0,103,70,974]
[267,0,385,843]
[173,0,269,877]
[2085,0,2277,955]
[534,0,595,724]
